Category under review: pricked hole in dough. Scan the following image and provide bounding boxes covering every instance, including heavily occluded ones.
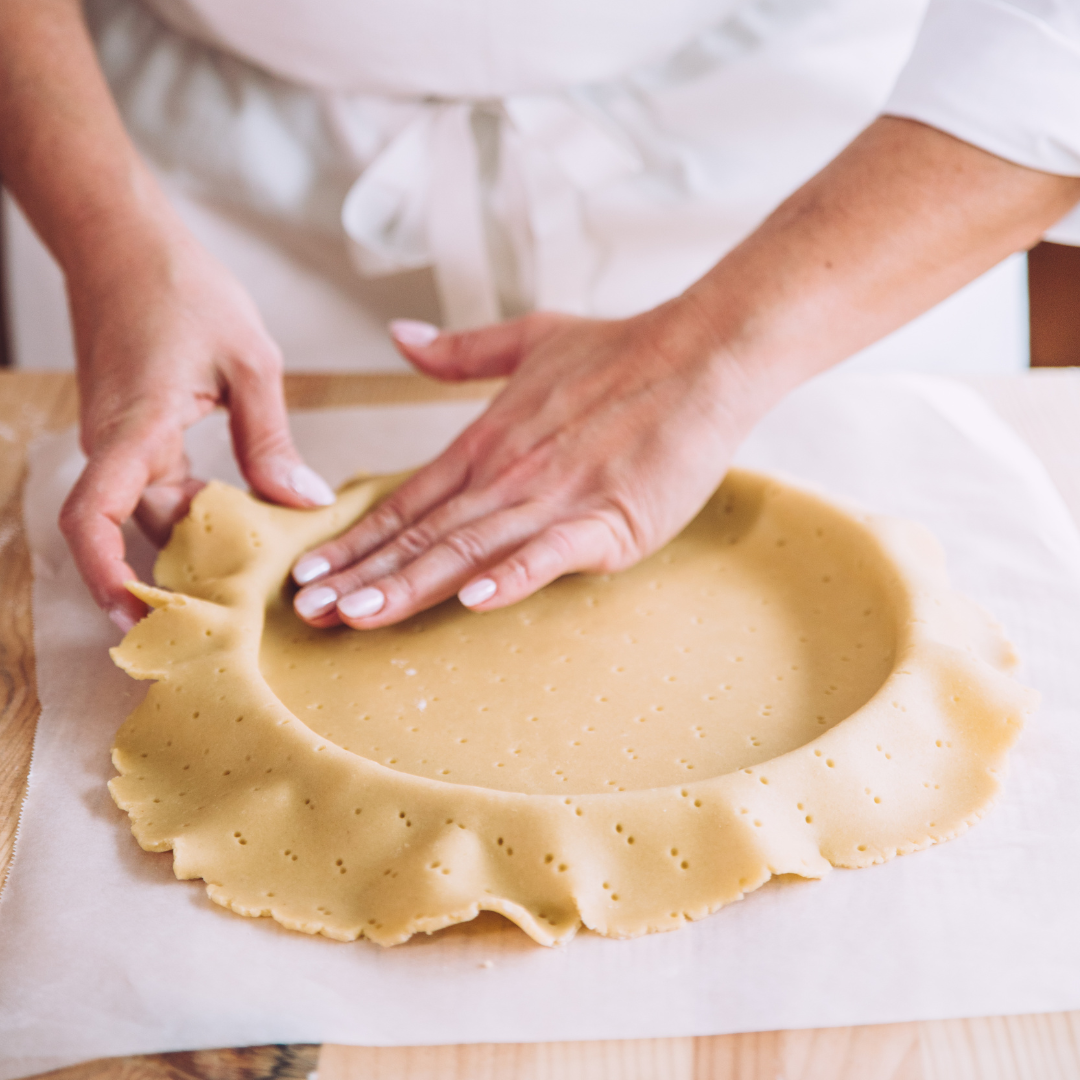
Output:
[497,838,504,846]
[602,882,610,889]
[805,815,814,823]
[544,854,554,864]
[681,861,690,870]
[754,820,762,827]
[694,800,702,808]
[611,894,620,901]
[857,844,868,852]
[826,760,835,768]
[558,864,568,872]
[627,836,635,845]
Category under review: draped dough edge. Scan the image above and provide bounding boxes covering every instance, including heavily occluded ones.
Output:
[107,471,1037,947]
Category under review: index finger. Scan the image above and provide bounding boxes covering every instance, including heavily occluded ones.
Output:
[292,440,474,585]
[59,440,154,631]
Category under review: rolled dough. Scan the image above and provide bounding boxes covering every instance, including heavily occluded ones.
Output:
[109,470,1035,946]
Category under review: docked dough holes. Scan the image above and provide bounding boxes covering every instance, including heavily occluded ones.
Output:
[108,469,1035,946]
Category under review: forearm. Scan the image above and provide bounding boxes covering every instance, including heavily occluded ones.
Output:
[683,116,1080,399]
[0,0,180,283]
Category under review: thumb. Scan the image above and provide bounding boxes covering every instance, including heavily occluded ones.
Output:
[388,312,569,380]
[225,359,335,509]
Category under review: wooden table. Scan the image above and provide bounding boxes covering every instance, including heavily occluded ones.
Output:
[4,369,1080,1080]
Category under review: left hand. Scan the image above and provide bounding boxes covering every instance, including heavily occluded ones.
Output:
[291,299,774,630]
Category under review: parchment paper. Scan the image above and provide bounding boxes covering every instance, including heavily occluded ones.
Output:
[4,372,1080,1078]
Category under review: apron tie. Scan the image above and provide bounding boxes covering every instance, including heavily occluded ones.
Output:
[340,94,642,329]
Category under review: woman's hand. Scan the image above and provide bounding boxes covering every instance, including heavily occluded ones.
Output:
[291,300,770,630]
[291,117,1080,633]
[60,226,334,632]
[0,0,334,632]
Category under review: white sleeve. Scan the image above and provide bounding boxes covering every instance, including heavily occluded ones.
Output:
[884,0,1080,240]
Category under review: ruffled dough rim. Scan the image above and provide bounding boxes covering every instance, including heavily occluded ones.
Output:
[108,470,1036,946]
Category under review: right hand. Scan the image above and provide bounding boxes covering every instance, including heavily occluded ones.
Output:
[59,224,335,632]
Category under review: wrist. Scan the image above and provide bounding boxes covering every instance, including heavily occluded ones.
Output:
[643,291,803,447]
[60,176,189,296]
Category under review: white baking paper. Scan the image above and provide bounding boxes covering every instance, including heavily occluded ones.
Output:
[4,372,1080,1079]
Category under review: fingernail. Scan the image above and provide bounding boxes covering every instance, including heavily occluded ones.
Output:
[293,554,331,585]
[295,585,338,619]
[390,319,440,348]
[290,464,336,507]
[338,586,386,620]
[459,577,497,607]
[109,607,138,633]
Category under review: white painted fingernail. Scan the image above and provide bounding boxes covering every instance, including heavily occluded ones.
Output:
[390,319,440,348]
[290,464,336,507]
[295,585,337,619]
[459,577,497,608]
[109,607,137,633]
[339,586,386,619]
[293,554,331,585]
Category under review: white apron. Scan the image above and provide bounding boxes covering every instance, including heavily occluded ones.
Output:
[77,0,1028,372]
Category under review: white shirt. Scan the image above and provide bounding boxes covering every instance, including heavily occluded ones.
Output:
[82,0,1043,375]
[90,0,931,328]
[886,0,1080,242]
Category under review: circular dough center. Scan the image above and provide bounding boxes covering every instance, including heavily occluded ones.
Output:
[259,479,897,794]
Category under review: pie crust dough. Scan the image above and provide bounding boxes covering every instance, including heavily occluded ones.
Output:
[109,470,1036,946]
